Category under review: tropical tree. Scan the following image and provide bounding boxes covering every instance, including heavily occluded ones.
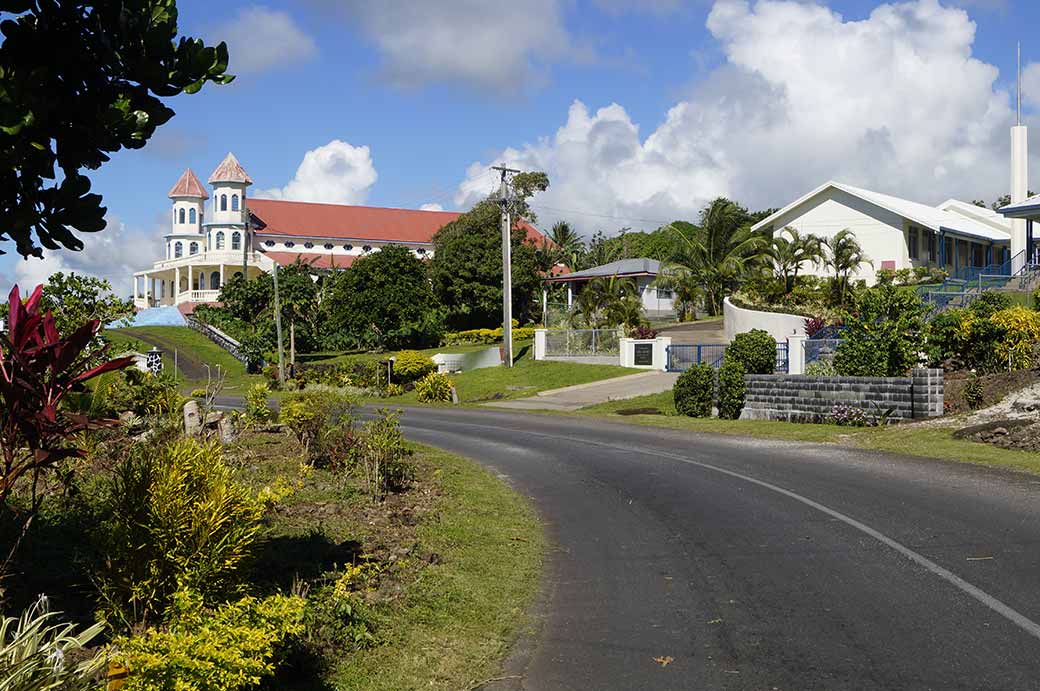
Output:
[569,277,642,329]
[0,0,233,258]
[768,227,824,296]
[547,221,585,268]
[656,199,767,316]
[825,229,870,307]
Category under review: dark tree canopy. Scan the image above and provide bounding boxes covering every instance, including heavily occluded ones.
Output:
[328,244,442,350]
[0,0,233,257]
[429,200,546,331]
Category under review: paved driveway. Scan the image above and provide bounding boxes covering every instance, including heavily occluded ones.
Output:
[484,370,678,411]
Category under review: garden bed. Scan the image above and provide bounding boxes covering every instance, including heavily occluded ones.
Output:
[943,369,1039,415]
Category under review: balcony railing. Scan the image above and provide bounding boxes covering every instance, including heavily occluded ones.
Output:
[151,250,270,270]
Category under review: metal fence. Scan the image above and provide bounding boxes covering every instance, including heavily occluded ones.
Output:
[544,302,572,329]
[804,339,842,366]
[666,343,789,374]
[544,329,621,357]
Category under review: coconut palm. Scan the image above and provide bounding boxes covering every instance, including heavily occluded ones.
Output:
[569,276,640,328]
[656,199,768,316]
[548,220,585,268]
[768,227,824,295]
[825,228,870,306]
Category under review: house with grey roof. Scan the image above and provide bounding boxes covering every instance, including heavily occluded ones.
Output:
[543,257,675,318]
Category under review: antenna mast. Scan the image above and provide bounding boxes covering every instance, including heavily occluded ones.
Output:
[1017,41,1022,126]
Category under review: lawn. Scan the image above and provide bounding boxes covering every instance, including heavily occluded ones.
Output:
[573,390,1040,475]
[391,356,633,405]
[107,325,263,392]
[298,339,534,367]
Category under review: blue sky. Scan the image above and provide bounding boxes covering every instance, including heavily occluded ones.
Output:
[3,0,1039,294]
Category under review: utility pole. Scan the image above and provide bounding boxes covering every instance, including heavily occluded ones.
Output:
[492,165,520,367]
[272,262,286,385]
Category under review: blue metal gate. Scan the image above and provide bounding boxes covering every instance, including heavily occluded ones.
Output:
[666,343,789,374]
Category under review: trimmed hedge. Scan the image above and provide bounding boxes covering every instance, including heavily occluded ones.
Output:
[726,329,776,375]
[673,364,713,417]
[717,360,746,420]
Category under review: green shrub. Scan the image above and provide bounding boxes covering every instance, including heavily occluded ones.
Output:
[0,598,106,690]
[716,360,746,420]
[103,370,184,418]
[114,589,305,691]
[924,308,966,367]
[94,439,265,630]
[350,409,413,498]
[415,372,455,403]
[804,360,838,377]
[442,323,537,346]
[279,391,354,457]
[673,364,713,417]
[190,388,207,398]
[969,290,1013,319]
[962,371,985,410]
[834,284,926,377]
[725,329,776,374]
[244,383,272,427]
[392,350,436,383]
[990,306,1040,370]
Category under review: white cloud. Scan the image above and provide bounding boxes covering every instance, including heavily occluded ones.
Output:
[326,0,571,92]
[1023,62,1040,111]
[456,0,1026,233]
[8,215,162,299]
[215,6,317,75]
[255,140,377,205]
[419,203,444,212]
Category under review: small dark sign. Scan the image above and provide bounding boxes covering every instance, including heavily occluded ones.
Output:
[633,342,654,366]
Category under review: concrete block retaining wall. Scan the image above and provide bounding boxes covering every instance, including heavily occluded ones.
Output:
[741,368,943,422]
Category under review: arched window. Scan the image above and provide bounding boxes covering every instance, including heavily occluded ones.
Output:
[284,240,295,248]
[417,248,427,255]
[264,240,275,247]
[343,244,353,251]
[362,245,372,253]
[304,242,314,249]
[189,208,196,224]
[174,242,183,258]
[210,272,220,290]
[323,243,334,250]
[231,232,241,250]
[220,194,227,211]
[231,195,239,211]
[215,231,225,250]
[178,208,185,224]
[189,242,199,255]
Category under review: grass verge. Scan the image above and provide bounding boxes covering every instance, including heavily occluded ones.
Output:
[330,445,544,690]
[572,390,1040,476]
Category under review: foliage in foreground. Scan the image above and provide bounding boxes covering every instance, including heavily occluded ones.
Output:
[716,360,746,420]
[834,284,925,377]
[113,589,305,691]
[415,372,455,403]
[673,364,713,417]
[94,439,265,630]
[0,598,106,691]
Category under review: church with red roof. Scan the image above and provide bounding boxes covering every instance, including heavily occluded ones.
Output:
[132,153,546,312]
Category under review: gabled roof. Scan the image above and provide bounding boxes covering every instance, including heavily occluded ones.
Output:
[168,169,208,199]
[208,152,253,185]
[545,257,660,283]
[751,181,1010,242]
[999,193,1040,218]
[247,197,547,246]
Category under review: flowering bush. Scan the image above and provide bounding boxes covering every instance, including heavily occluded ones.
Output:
[990,306,1040,371]
[827,404,867,427]
[628,325,659,339]
[415,372,455,403]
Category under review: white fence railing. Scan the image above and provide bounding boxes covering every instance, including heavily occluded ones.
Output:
[544,329,621,357]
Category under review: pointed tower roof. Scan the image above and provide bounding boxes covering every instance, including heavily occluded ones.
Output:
[168,168,209,199]
[208,152,253,185]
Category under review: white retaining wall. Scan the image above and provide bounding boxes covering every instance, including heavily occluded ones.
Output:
[724,296,807,342]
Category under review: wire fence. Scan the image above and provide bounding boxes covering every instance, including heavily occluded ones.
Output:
[667,343,791,373]
[544,329,621,357]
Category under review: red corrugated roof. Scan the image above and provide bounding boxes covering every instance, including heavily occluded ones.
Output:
[264,252,358,269]
[247,198,547,245]
[168,169,208,199]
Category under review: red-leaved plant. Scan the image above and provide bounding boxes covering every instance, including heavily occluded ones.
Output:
[0,284,133,569]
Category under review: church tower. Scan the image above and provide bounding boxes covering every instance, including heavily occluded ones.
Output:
[167,168,207,258]
[207,152,253,256]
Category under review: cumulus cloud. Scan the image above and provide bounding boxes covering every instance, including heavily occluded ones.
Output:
[7,215,163,298]
[1023,62,1040,111]
[321,0,571,92]
[214,6,317,75]
[456,0,1026,233]
[255,140,377,205]
[419,203,444,212]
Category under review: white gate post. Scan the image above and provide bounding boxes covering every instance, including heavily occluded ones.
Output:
[534,329,547,361]
[787,335,806,375]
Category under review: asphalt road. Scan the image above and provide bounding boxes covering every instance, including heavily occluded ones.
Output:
[394,406,1040,690]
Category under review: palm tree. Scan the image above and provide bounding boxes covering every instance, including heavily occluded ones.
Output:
[768,227,824,295]
[548,220,585,269]
[569,276,640,328]
[825,229,870,306]
[656,199,768,316]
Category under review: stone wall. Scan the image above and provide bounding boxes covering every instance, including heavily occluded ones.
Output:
[741,368,943,422]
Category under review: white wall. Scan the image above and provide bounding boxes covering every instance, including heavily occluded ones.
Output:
[766,187,907,284]
[637,276,674,314]
[724,297,806,342]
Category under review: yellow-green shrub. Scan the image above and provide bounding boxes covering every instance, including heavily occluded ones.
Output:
[415,372,454,403]
[94,440,265,630]
[392,350,436,382]
[244,383,272,427]
[991,306,1040,370]
[279,391,354,460]
[442,323,537,346]
[114,590,305,691]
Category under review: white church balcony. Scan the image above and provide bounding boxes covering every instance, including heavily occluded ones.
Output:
[151,249,272,271]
